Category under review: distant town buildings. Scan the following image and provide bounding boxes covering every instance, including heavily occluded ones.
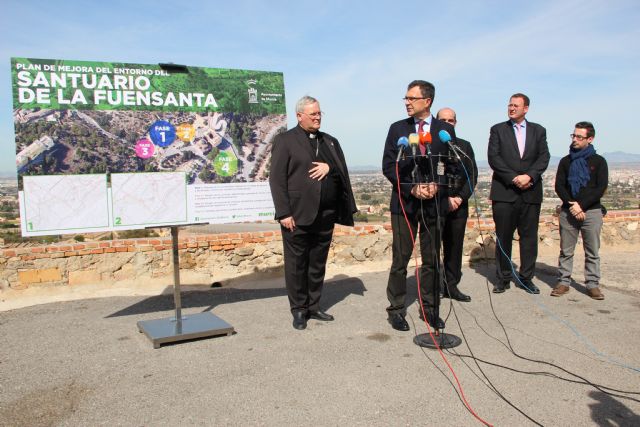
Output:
[0,163,638,245]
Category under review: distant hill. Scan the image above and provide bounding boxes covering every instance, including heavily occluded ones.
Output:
[348,165,380,173]
[475,156,563,169]
[601,151,640,163]
[3,151,639,177]
[470,153,639,170]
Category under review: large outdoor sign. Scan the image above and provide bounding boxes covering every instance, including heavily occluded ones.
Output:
[11,57,286,236]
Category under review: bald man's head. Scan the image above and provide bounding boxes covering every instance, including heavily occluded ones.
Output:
[436,107,457,127]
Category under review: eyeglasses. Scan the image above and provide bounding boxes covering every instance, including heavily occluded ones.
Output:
[570,133,589,141]
[403,97,427,102]
[440,118,456,124]
[303,112,323,118]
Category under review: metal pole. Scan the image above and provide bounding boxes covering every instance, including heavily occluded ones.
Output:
[171,226,183,324]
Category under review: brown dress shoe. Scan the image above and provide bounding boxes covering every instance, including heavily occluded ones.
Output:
[550,284,570,297]
[587,287,605,300]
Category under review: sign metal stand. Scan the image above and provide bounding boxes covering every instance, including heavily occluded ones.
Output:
[137,226,234,348]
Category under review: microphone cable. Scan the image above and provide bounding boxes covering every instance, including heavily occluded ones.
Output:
[451,301,640,403]
[463,142,640,373]
[454,148,640,403]
[434,142,544,425]
[494,235,640,374]
[396,148,494,427]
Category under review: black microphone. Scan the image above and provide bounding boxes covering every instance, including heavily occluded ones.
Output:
[396,136,409,162]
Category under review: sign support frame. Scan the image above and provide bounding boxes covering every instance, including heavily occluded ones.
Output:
[137,225,234,348]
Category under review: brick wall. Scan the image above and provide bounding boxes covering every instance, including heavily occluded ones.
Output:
[1,211,638,292]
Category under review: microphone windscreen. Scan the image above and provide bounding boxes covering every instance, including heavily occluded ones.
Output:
[397,136,409,148]
[408,133,419,146]
[419,131,432,145]
[438,129,452,143]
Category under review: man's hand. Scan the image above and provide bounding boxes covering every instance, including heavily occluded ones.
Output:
[279,216,296,231]
[448,196,462,211]
[309,162,329,180]
[411,183,438,200]
[512,174,532,190]
[569,201,584,221]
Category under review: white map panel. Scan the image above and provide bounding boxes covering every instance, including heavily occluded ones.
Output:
[188,182,275,224]
[22,174,109,233]
[111,172,187,227]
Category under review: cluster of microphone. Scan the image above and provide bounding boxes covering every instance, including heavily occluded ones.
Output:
[396,129,464,190]
[395,129,453,161]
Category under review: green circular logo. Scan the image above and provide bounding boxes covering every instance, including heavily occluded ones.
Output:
[213,151,238,177]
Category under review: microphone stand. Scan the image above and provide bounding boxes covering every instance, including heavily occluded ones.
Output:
[410,145,419,184]
[413,140,461,350]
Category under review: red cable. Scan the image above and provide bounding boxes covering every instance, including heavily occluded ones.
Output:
[395,161,493,427]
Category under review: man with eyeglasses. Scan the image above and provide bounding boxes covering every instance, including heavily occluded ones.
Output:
[381,80,458,332]
[488,93,550,294]
[269,95,357,330]
[436,108,478,302]
[551,122,608,300]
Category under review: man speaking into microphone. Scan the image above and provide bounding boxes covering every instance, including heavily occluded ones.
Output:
[381,80,458,332]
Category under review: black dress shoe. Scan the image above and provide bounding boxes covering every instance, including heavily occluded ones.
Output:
[429,315,444,330]
[443,287,471,302]
[493,281,511,293]
[292,311,307,330]
[309,311,334,321]
[517,279,540,294]
[418,310,445,329]
[388,313,409,331]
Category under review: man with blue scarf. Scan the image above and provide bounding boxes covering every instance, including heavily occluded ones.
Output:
[552,122,608,300]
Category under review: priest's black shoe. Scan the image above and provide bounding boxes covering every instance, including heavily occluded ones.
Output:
[493,281,511,293]
[388,313,409,331]
[517,279,540,294]
[309,311,334,321]
[292,311,307,330]
[443,287,471,302]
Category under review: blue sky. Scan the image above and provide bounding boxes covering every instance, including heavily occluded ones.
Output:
[1,0,639,173]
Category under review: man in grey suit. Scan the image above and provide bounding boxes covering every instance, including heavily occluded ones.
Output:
[488,93,550,294]
[269,96,357,330]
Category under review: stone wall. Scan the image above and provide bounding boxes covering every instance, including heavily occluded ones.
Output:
[1,210,638,293]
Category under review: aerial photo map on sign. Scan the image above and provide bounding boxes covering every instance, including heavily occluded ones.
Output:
[11,57,286,236]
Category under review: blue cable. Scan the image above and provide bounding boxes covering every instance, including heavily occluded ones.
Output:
[453,145,640,374]
[493,235,640,374]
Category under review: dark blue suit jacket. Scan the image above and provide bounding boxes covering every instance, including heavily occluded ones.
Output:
[487,120,550,204]
[382,117,457,217]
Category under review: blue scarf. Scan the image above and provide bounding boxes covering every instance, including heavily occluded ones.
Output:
[568,144,595,197]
